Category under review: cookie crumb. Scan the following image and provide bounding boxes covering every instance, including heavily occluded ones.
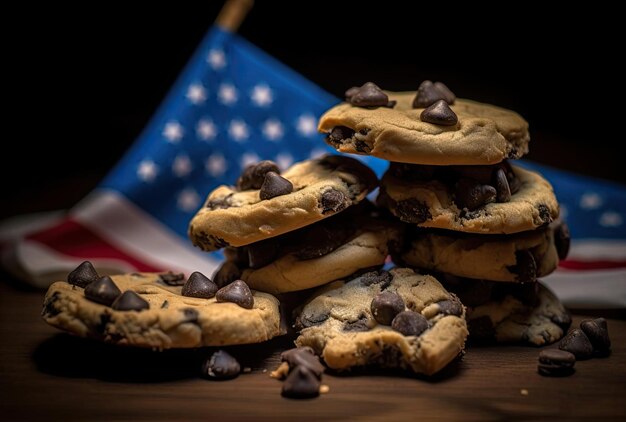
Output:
[520,389,529,396]
[270,362,290,379]
[319,385,330,394]
[242,367,252,373]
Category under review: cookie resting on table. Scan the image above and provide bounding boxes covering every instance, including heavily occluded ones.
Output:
[378,164,559,235]
[188,155,378,251]
[440,276,571,346]
[42,271,284,349]
[294,268,468,376]
[318,90,529,165]
[397,221,569,283]
[213,203,403,294]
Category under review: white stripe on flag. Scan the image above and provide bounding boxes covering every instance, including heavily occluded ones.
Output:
[568,239,626,261]
[543,268,626,308]
[71,189,220,277]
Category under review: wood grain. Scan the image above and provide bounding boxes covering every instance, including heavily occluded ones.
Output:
[1,279,624,421]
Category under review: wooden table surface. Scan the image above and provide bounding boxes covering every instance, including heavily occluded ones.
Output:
[1,278,625,421]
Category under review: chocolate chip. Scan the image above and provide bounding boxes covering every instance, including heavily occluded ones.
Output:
[282,366,320,399]
[537,204,552,225]
[454,178,497,211]
[345,86,360,101]
[158,271,186,286]
[281,347,325,379]
[111,290,150,311]
[296,310,330,329]
[468,316,496,340]
[213,261,241,288]
[434,81,456,104]
[259,172,293,200]
[538,349,576,377]
[371,291,405,326]
[580,318,611,356]
[414,80,456,107]
[160,300,169,309]
[182,308,199,322]
[327,126,355,146]
[511,250,537,283]
[182,271,218,299]
[343,316,371,332]
[67,261,99,288]
[201,350,241,380]
[394,198,432,224]
[349,82,389,108]
[391,311,429,336]
[559,328,594,360]
[237,160,280,190]
[84,276,122,306]
[42,292,61,318]
[493,167,512,203]
[216,280,254,309]
[437,299,463,316]
[420,100,458,126]
[247,238,279,268]
[358,270,392,288]
[294,226,353,260]
[554,222,571,260]
[320,189,347,214]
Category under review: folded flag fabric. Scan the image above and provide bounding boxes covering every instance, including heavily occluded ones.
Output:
[1,26,624,308]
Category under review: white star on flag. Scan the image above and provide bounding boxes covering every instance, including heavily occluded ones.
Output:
[177,188,201,212]
[599,211,623,227]
[207,49,226,70]
[580,192,603,210]
[162,121,184,143]
[218,83,238,105]
[275,152,294,171]
[262,119,284,141]
[186,83,207,105]
[172,155,193,177]
[137,159,158,182]
[205,153,227,177]
[240,152,260,169]
[228,119,249,142]
[196,119,217,141]
[296,114,318,137]
[251,84,273,107]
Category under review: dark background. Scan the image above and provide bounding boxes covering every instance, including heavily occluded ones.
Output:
[6,2,624,220]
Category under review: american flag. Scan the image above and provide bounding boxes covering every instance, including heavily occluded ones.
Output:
[0,26,624,307]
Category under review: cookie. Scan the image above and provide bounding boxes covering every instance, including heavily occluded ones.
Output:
[188,155,378,251]
[398,221,569,282]
[42,272,284,349]
[442,276,571,345]
[215,204,403,294]
[378,164,559,234]
[318,91,529,165]
[294,268,468,376]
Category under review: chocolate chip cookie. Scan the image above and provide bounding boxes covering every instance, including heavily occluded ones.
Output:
[294,268,468,375]
[214,203,403,294]
[319,91,529,165]
[188,155,378,251]
[397,221,569,282]
[42,271,284,349]
[378,164,559,234]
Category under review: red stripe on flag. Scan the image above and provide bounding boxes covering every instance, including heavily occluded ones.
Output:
[26,219,161,272]
[559,260,626,270]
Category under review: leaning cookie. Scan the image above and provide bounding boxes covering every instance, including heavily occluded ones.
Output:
[294,268,468,376]
[397,221,570,282]
[214,204,403,294]
[378,164,559,234]
[189,155,377,251]
[318,88,529,165]
[42,271,283,349]
[439,275,571,346]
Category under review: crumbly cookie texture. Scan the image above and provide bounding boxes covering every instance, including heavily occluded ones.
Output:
[42,272,283,349]
[398,222,567,282]
[294,268,468,376]
[188,155,377,251]
[319,92,529,165]
[378,165,559,234]
[464,282,571,346]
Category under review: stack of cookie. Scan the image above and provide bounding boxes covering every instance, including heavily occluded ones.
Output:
[318,81,572,346]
